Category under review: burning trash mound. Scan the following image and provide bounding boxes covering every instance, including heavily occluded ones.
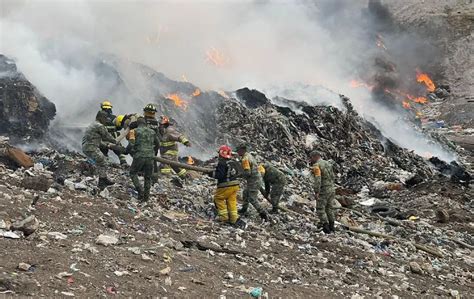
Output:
[0,55,56,141]
[216,88,435,193]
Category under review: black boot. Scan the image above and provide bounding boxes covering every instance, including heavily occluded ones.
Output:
[238,207,248,216]
[171,177,184,188]
[233,218,247,229]
[322,223,331,234]
[329,221,335,233]
[98,177,114,190]
[259,211,270,222]
[269,206,279,214]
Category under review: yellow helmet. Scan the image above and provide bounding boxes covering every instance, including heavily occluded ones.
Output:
[115,115,125,127]
[258,164,266,175]
[101,100,113,110]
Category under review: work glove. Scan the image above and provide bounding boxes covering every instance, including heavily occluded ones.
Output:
[184,141,191,147]
[109,144,126,154]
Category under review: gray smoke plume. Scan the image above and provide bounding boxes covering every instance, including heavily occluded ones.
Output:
[0,0,455,160]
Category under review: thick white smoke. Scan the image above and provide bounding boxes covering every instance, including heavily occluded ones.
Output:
[0,0,455,160]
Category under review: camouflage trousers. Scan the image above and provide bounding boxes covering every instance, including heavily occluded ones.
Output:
[241,182,265,214]
[317,190,335,225]
[84,149,107,178]
[130,157,154,202]
[99,145,127,164]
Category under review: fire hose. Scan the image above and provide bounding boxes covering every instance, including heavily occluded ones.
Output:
[153,156,213,174]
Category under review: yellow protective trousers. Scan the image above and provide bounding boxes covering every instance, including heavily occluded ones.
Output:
[214,185,240,224]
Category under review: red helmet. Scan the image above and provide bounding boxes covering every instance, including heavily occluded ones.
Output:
[218,145,232,159]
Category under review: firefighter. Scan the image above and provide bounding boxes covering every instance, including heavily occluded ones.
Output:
[82,111,123,190]
[236,144,269,221]
[258,162,287,214]
[210,145,246,228]
[129,117,160,202]
[310,150,336,234]
[114,113,140,152]
[158,115,191,180]
[99,100,127,165]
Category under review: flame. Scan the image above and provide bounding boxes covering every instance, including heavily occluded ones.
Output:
[416,71,436,92]
[166,93,188,110]
[206,47,228,67]
[402,101,411,109]
[187,156,195,165]
[413,97,428,104]
[192,88,201,97]
[350,80,374,90]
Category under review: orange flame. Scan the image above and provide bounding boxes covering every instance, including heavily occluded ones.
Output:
[416,71,436,92]
[187,156,195,165]
[192,88,201,97]
[402,101,411,109]
[166,93,188,110]
[206,47,228,67]
[413,97,428,104]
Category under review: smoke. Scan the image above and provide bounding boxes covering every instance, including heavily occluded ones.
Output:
[0,0,455,160]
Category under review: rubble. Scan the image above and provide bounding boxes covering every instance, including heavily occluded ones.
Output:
[0,55,56,141]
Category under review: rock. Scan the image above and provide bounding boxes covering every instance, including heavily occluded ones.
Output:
[165,276,172,286]
[450,289,459,298]
[320,268,336,276]
[0,230,21,239]
[160,266,171,276]
[61,291,75,297]
[17,262,31,271]
[141,254,152,261]
[224,271,234,279]
[114,270,130,277]
[409,261,423,274]
[47,232,68,240]
[11,215,39,236]
[21,175,52,192]
[0,219,9,230]
[95,234,119,246]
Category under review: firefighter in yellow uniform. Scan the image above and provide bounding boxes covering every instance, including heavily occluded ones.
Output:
[158,116,191,179]
[211,145,246,228]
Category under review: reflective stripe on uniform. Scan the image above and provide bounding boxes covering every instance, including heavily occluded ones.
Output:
[177,169,187,176]
[164,150,178,156]
[161,141,176,147]
[161,168,172,174]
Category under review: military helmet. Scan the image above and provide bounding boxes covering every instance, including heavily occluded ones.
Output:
[309,150,321,158]
[143,103,157,112]
[235,143,248,151]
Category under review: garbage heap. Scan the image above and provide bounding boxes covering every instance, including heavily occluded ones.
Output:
[215,88,434,194]
[0,55,56,141]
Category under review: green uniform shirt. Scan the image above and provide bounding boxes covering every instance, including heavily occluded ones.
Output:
[82,121,116,152]
[132,126,160,159]
[262,162,286,185]
[241,152,261,185]
[312,159,335,194]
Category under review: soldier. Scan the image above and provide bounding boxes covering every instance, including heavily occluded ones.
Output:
[143,104,160,177]
[210,145,245,228]
[99,100,127,165]
[258,162,287,214]
[310,151,336,234]
[158,115,191,181]
[236,144,269,221]
[82,111,123,190]
[129,117,160,202]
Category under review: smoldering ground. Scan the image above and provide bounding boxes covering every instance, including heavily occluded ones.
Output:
[0,0,455,160]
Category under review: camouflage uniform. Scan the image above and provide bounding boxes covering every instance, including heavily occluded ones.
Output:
[144,116,160,175]
[130,125,160,202]
[82,121,116,178]
[100,111,127,164]
[260,162,286,211]
[240,152,265,215]
[158,125,189,178]
[312,159,336,226]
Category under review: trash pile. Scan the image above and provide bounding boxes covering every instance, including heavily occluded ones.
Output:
[0,55,56,141]
[0,133,472,297]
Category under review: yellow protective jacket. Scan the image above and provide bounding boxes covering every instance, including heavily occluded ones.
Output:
[159,126,189,157]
